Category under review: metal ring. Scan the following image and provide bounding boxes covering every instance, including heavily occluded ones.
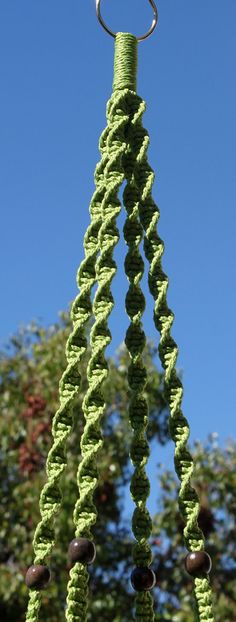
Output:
[95,0,158,42]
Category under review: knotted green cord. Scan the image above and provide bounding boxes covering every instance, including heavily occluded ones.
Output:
[121,88,215,620]
[122,79,154,620]
[66,35,151,622]
[65,35,138,622]
[123,169,155,621]
[25,31,215,622]
[25,110,116,622]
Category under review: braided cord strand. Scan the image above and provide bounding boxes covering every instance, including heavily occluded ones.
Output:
[123,147,154,621]
[118,34,154,619]
[25,120,113,622]
[65,37,135,622]
[123,91,215,622]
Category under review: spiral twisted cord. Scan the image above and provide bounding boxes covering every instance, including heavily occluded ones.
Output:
[65,88,131,622]
[123,91,214,621]
[25,122,113,622]
[25,31,215,622]
[123,135,154,622]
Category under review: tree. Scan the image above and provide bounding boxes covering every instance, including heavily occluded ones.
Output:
[0,314,235,621]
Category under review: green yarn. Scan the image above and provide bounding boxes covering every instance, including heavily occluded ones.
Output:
[136,592,155,621]
[123,135,154,620]
[122,89,215,621]
[65,563,89,622]
[113,33,137,92]
[73,90,128,539]
[26,593,42,622]
[25,32,215,622]
[65,87,131,622]
[25,89,119,622]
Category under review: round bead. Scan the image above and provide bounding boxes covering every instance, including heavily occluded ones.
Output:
[131,567,156,592]
[68,538,96,565]
[184,551,212,577]
[25,565,51,590]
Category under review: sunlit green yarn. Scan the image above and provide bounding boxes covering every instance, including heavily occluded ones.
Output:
[65,41,136,622]
[65,562,89,622]
[113,32,137,91]
[122,90,215,622]
[25,93,114,622]
[123,120,154,618]
[26,592,42,622]
[72,90,129,539]
[25,30,215,622]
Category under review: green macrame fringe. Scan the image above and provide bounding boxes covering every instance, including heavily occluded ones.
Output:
[25,32,215,622]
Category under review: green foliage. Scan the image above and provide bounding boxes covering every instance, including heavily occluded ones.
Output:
[0,314,235,620]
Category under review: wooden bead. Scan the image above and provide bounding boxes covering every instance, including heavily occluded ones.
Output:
[25,565,51,589]
[184,551,212,576]
[131,567,156,592]
[68,538,96,565]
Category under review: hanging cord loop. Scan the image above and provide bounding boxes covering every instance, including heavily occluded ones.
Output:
[95,0,158,41]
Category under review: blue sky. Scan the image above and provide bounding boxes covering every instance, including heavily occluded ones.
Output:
[1,0,236,468]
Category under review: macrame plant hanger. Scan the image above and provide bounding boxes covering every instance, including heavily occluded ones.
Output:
[25,2,215,621]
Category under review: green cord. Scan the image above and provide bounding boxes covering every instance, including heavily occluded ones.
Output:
[65,35,143,622]
[122,88,214,621]
[65,89,131,622]
[123,113,154,622]
[25,32,215,622]
[113,32,137,92]
[25,102,115,622]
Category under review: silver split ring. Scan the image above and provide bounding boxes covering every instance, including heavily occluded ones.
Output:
[95,0,158,42]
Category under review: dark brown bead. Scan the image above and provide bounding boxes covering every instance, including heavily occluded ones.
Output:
[131,567,156,592]
[184,551,212,577]
[25,565,51,590]
[68,538,96,565]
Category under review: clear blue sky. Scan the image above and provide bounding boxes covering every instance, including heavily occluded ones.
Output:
[1,0,236,463]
